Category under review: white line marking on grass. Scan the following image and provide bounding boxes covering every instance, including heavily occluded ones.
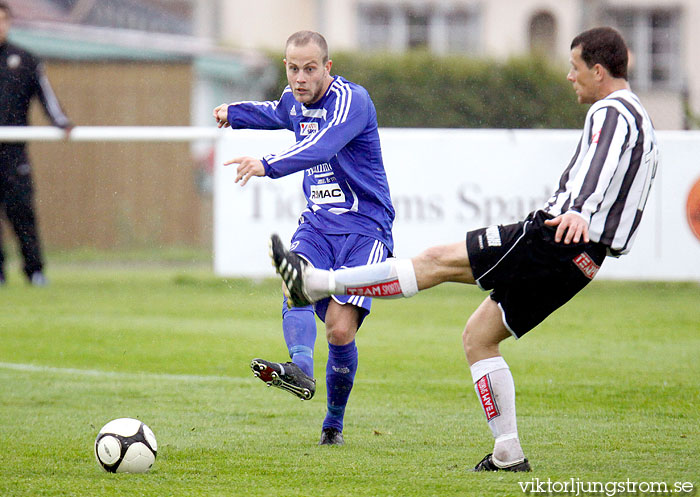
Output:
[0,362,247,384]
[0,362,467,386]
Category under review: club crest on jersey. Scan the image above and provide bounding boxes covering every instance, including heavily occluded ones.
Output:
[300,122,318,135]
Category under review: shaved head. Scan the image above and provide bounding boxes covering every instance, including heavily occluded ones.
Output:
[285,30,329,63]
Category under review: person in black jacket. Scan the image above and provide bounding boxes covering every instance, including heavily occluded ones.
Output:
[0,1,72,285]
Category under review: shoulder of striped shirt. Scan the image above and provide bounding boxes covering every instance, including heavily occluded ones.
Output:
[589,96,640,128]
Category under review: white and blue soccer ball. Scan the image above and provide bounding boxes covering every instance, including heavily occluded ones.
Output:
[94,418,157,473]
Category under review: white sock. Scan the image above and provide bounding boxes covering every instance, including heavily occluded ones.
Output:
[303,266,337,302]
[470,357,525,466]
[305,258,418,300]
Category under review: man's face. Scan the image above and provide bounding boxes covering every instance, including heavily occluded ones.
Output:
[0,10,10,44]
[567,45,599,105]
[284,42,332,105]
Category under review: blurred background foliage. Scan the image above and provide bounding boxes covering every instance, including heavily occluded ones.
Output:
[266,52,587,129]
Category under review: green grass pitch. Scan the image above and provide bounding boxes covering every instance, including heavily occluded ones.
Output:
[1,264,698,496]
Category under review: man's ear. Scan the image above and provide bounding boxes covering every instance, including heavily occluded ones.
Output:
[325,59,333,73]
[593,63,606,81]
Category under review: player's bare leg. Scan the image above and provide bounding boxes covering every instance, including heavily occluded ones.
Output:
[464,297,530,472]
[411,242,475,289]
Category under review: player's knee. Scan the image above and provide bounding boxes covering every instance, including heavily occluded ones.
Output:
[462,324,478,361]
[462,319,498,364]
[326,328,355,345]
[325,325,355,345]
[324,303,360,345]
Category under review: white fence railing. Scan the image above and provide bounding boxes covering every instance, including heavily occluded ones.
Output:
[3,126,699,281]
[0,126,224,142]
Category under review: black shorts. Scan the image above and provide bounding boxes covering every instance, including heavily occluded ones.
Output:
[466,210,607,338]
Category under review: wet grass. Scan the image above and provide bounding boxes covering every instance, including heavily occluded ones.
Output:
[1,264,698,496]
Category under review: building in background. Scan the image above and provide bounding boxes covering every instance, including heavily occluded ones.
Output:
[2,0,276,250]
[10,0,698,133]
[221,0,700,130]
[7,0,276,129]
[2,0,697,253]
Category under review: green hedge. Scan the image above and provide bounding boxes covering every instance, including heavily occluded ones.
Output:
[266,52,587,129]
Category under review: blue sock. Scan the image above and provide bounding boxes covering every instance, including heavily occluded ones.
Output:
[323,340,358,432]
[282,298,316,378]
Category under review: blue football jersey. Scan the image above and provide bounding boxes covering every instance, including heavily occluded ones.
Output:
[226,76,395,251]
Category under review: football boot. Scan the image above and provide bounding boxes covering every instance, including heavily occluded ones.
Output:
[250,358,316,400]
[319,427,345,446]
[472,453,531,472]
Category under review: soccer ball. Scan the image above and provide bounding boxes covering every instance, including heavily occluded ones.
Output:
[94,418,157,473]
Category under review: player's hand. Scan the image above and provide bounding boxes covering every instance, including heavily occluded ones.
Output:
[224,156,265,186]
[213,103,230,128]
[544,212,590,244]
[62,124,74,139]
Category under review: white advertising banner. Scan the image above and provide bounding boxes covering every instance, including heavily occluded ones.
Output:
[214,129,700,281]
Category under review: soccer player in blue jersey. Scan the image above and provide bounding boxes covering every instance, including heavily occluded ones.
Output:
[213,31,394,445]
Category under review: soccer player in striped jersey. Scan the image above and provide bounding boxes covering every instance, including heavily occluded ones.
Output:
[270,27,658,468]
[214,31,394,445]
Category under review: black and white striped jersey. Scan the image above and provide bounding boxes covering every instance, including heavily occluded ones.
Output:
[543,89,658,256]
